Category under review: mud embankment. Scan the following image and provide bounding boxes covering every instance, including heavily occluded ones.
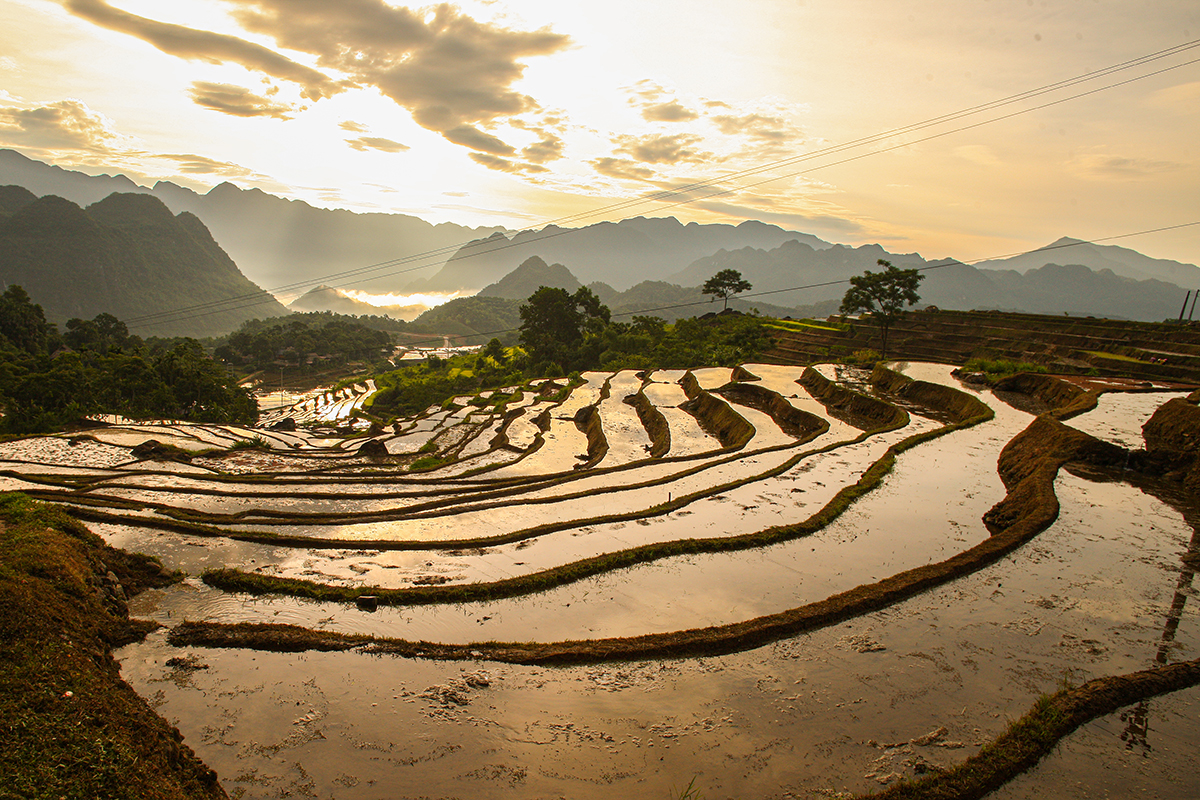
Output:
[992,372,1098,419]
[1139,396,1200,493]
[624,390,671,457]
[799,366,908,430]
[981,416,1124,534]
[678,371,755,449]
[572,405,609,468]
[0,495,225,798]
[714,382,828,442]
[870,364,992,424]
[862,657,1200,800]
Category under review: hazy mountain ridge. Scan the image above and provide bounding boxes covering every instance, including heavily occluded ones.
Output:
[477,255,582,299]
[976,236,1200,286]
[676,239,1194,322]
[5,150,1197,326]
[0,149,504,293]
[416,217,832,294]
[0,189,286,337]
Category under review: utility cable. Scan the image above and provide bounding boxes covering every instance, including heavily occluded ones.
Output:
[122,41,1200,330]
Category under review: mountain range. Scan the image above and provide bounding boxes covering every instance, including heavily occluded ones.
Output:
[0,187,285,337]
[3,149,1198,327]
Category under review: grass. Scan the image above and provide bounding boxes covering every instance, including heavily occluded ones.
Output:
[228,435,271,451]
[963,358,1047,381]
[1082,349,1149,364]
[764,319,846,333]
[859,658,1200,800]
[0,493,224,799]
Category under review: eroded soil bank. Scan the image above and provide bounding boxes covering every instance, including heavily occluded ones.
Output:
[0,495,225,799]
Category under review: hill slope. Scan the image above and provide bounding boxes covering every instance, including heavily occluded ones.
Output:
[0,149,503,292]
[0,189,286,337]
[671,239,1194,322]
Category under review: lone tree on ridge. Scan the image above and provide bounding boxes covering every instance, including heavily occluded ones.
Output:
[839,258,924,359]
[702,269,753,311]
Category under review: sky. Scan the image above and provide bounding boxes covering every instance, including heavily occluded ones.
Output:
[1,0,1199,273]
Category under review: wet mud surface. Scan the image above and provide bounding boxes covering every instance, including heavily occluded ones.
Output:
[2,363,1195,798]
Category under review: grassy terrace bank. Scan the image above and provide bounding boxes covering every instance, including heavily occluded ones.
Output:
[855,658,1200,800]
[0,494,226,800]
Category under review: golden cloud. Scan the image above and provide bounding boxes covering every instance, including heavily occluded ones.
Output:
[188,82,296,118]
[346,136,410,153]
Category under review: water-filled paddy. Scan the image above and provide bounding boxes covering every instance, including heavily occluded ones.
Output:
[4,363,1195,798]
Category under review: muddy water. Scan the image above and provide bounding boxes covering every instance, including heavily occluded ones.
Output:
[117,469,1199,799]
[1065,390,1188,450]
[990,685,1200,799]
[6,361,1192,797]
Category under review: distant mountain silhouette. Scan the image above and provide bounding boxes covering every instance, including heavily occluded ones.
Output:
[411,218,832,294]
[976,237,1200,286]
[477,256,582,299]
[670,239,1193,321]
[0,149,504,292]
[0,189,286,337]
[478,260,816,324]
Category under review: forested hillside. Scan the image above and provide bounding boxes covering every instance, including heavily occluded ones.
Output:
[0,187,286,337]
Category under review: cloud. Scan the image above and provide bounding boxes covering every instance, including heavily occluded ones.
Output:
[0,98,128,154]
[1146,81,1200,113]
[522,135,563,164]
[442,124,516,156]
[61,0,345,100]
[346,136,409,153]
[339,120,368,132]
[153,152,261,177]
[590,157,656,182]
[468,151,548,174]
[188,81,296,118]
[614,133,709,165]
[642,101,699,122]
[223,0,569,151]
[710,112,793,142]
[60,0,570,158]
[1070,152,1186,180]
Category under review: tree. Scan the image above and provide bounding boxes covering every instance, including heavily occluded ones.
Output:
[518,286,610,373]
[702,269,753,311]
[840,259,924,359]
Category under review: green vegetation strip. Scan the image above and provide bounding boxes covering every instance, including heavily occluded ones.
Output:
[0,494,224,799]
[859,658,1200,800]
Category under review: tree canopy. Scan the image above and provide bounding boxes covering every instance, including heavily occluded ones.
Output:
[0,286,256,432]
[839,259,924,358]
[702,269,753,311]
[518,286,611,374]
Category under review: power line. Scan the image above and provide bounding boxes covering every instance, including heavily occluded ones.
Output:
[123,40,1200,331]
[347,221,1200,353]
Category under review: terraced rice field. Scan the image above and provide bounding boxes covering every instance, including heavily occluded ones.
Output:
[1,363,1196,799]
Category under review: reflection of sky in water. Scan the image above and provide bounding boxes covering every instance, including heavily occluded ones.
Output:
[5,364,1195,797]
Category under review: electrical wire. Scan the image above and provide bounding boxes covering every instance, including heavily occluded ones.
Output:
[121,40,1200,331]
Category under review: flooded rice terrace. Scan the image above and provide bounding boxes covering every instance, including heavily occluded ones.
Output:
[3,363,1197,799]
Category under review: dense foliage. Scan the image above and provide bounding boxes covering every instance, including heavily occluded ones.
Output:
[367,288,774,421]
[403,295,523,345]
[0,286,255,432]
[367,341,525,418]
[840,258,924,357]
[214,313,393,372]
[519,284,772,375]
